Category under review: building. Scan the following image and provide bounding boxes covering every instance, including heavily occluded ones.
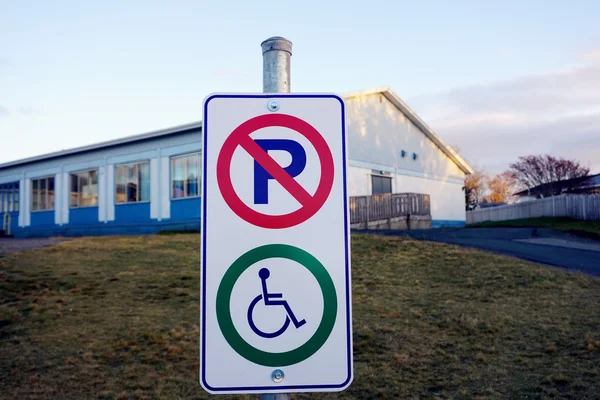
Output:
[0,87,472,238]
[344,88,472,227]
[514,173,600,202]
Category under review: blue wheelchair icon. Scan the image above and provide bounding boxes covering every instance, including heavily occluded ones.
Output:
[247,268,306,338]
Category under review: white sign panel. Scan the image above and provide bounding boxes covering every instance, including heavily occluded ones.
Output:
[201,94,352,394]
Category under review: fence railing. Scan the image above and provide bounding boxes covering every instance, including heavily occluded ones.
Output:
[349,193,430,224]
[466,194,600,224]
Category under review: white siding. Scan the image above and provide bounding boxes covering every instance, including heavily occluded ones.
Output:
[61,172,69,224]
[23,178,31,226]
[106,164,115,221]
[98,166,106,223]
[54,173,62,225]
[345,93,465,180]
[18,177,25,227]
[347,166,373,197]
[160,156,170,220]
[150,157,160,219]
[347,165,465,222]
[396,174,465,222]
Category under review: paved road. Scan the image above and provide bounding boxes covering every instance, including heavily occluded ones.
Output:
[374,228,600,277]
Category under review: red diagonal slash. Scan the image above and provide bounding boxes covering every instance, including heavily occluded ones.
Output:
[238,135,313,206]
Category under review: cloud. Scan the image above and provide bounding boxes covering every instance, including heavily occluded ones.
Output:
[409,62,600,174]
[18,106,41,116]
[0,105,9,117]
[582,49,600,63]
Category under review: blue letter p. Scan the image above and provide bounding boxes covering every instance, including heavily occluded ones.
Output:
[254,139,306,204]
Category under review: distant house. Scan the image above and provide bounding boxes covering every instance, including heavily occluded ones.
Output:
[514,173,600,202]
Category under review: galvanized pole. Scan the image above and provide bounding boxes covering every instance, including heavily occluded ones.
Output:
[259,36,293,400]
[262,36,292,93]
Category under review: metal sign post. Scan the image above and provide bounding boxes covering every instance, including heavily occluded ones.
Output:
[200,36,352,397]
[261,37,292,400]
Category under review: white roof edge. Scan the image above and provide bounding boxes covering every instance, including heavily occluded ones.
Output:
[0,120,203,170]
[343,87,474,175]
[341,86,393,99]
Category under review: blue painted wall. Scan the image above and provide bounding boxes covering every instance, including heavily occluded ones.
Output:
[115,203,151,223]
[69,207,99,225]
[14,218,200,238]
[3,211,19,235]
[432,220,466,228]
[171,197,200,221]
[30,211,55,226]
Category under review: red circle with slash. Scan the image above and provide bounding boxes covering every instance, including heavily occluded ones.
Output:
[216,113,334,229]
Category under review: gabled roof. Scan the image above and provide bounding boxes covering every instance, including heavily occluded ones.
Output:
[0,87,473,174]
[342,86,474,175]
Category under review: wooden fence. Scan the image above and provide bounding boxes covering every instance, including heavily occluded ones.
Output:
[466,194,600,224]
[349,193,431,224]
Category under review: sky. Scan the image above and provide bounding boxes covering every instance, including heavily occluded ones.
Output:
[1,0,599,174]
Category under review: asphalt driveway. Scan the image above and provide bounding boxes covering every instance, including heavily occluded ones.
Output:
[374,228,600,277]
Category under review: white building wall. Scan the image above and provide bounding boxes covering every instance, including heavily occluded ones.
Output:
[98,166,106,223]
[61,171,69,224]
[18,177,26,227]
[347,164,465,222]
[344,93,468,223]
[345,93,465,180]
[54,173,62,225]
[106,164,115,221]
[150,157,160,219]
[24,178,31,226]
[159,156,171,220]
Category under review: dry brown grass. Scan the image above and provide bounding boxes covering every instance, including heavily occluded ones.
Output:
[0,233,599,399]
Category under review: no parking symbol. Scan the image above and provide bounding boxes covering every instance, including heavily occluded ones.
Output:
[201,94,352,395]
[216,113,334,229]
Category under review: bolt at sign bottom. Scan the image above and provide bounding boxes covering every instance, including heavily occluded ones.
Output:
[271,369,284,383]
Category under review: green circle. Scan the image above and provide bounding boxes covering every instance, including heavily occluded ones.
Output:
[216,244,337,367]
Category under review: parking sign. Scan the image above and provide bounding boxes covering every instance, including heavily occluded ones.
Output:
[201,94,352,394]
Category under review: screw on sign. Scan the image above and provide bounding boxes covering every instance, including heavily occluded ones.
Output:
[201,94,352,395]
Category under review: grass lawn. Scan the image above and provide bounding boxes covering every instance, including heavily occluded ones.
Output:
[1,234,599,399]
[468,217,600,238]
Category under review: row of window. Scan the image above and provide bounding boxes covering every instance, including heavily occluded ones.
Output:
[0,183,19,213]
[17,152,201,212]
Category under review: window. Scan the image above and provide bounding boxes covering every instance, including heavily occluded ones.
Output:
[115,161,150,204]
[171,153,201,199]
[0,187,6,212]
[31,177,54,211]
[371,175,392,195]
[70,170,98,208]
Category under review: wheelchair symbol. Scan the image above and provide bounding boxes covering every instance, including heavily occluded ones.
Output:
[247,268,306,338]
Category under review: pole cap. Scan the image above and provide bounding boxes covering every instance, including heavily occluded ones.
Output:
[261,36,292,55]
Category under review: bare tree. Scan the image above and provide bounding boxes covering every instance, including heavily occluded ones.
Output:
[509,155,589,198]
